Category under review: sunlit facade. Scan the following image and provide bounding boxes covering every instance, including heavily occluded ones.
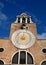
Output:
[0,13,46,65]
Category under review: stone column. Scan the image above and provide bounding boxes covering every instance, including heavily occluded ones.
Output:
[15,17,18,23]
[26,18,27,23]
[30,18,33,23]
[20,17,22,23]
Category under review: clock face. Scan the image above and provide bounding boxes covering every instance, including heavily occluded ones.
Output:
[11,30,35,49]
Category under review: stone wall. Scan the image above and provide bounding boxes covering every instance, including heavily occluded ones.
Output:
[0,23,46,65]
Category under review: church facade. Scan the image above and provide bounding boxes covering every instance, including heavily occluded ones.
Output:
[0,13,46,65]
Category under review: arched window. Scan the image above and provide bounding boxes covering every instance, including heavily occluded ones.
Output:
[27,52,34,64]
[12,51,34,64]
[0,60,4,64]
[12,52,19,64]
[41,61,46,65]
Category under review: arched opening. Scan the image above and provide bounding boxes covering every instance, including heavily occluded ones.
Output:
[12,51,34,64]
[41,61,46,65]
[27,52,34,64]
[0,60,4,64]
[12,52,19,64]
[22,17,25,23]
[18,17,20,23]
[27,17,30,23]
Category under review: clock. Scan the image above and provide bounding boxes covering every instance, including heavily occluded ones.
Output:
[11,29,35,49]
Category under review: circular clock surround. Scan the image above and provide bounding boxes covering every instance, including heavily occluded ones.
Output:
[11,30,35,49]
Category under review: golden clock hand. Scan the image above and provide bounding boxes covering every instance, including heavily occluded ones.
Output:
[20,32,26,40]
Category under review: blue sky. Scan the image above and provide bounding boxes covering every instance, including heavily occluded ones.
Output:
[0,0,46,39]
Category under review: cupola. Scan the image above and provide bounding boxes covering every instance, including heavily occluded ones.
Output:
[15,13,33,23]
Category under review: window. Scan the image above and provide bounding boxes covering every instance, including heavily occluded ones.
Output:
[20,51,26,64]
[12,52,18,64]
[42,48,46,54]
[22,17,25,23]
[0,60,4,64]
[41,61,46,65]
[27,18,30,23]
[18,17,20,23]
[0,48,4,52]
[12,51,34,64]
[27,52,34,64]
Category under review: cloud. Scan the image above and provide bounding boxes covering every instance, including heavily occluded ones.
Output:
[0,2,4,9]
[0,2,7,21]
[38,33,46,39]
[0,12,8,21]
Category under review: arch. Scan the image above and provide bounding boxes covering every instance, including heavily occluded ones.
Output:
[27,52,34,64]
[41,61,46,65]
[27,17,30,23]
[12,52,19,64]
[40,60,46,65]
[18,17,20,23]
[22,17,26,23]
[11,50,35,64]
[0,60,4,64]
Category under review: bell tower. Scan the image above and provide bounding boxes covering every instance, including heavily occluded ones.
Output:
[10,13,37,39]
[15,13,33,23]
[9,13,37,49]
